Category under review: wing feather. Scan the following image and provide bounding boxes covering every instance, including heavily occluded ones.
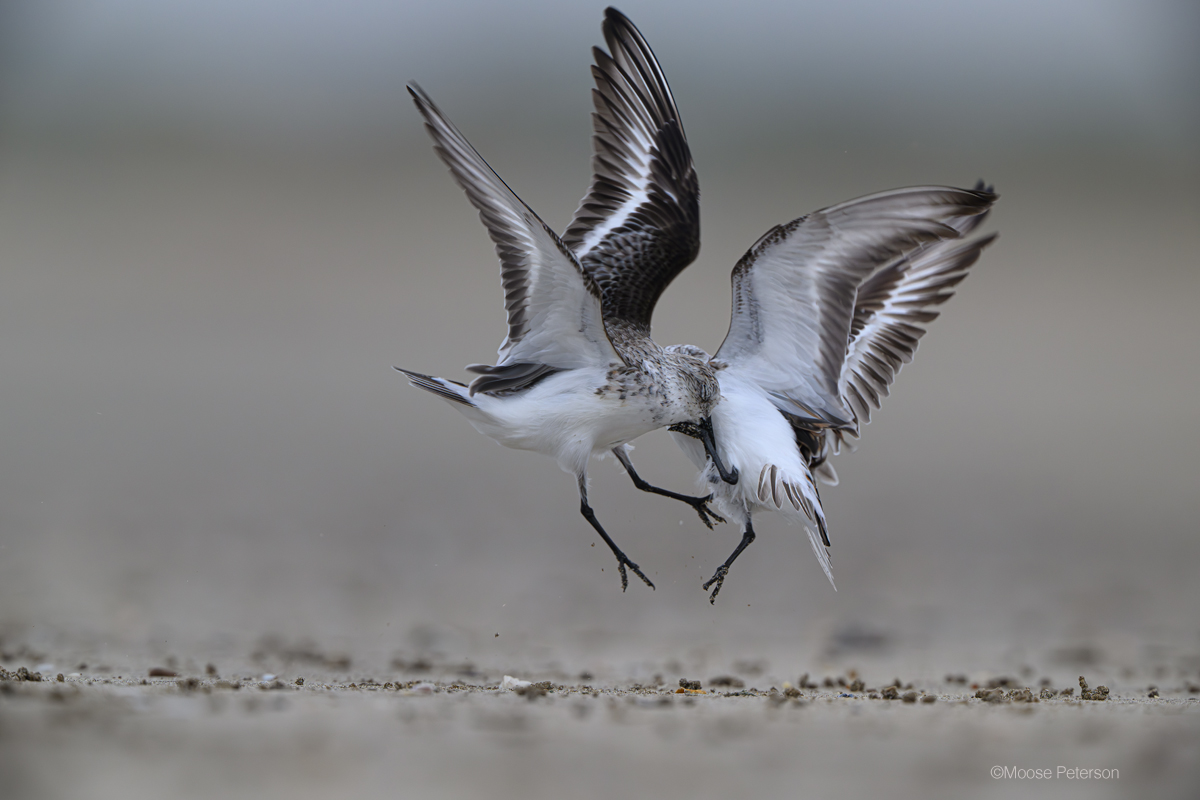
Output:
[408,85,621,375]
[714,185,998,425]
[562,8,700,331]
[838,209,998,434]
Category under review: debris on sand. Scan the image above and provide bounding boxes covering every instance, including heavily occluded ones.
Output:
[1079,676,1109,701]
[1,667,43,682]
[175,677,201,692]
[1008,688,1036,703]
[975,688,1007,703]
[253,636,351,671]
[1148,686,1159,698]
[709,675,745,688]
[500,675,531,691]
[148,667,178,677]
[678,679,702,691]
[769,686,806,707]
[515,682,553,699]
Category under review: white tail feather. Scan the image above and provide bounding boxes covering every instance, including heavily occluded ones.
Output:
[757,462,836,588]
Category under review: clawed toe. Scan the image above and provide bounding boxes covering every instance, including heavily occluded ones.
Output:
[692,495,726,529]
[619,557,655,591]
[702,565,728,604]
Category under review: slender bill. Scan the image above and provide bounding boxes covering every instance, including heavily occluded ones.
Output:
[698,417,739,485]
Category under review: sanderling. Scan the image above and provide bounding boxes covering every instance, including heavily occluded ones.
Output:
[669,186,998,601]
[398,9,737,591]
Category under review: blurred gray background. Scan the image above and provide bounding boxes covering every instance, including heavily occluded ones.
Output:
[1,0,1198,675]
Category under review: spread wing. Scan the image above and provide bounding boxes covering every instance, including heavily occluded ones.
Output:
[409,85,622,389]
[561,7,700,332]
[839,203,997,435]
[713,185,998,425]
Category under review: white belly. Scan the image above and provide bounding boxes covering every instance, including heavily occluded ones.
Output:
[466,367,674,476]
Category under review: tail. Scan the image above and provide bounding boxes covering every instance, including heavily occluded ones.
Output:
[394,367,475,408]
[756,463,836,589]
[804,503,836,591]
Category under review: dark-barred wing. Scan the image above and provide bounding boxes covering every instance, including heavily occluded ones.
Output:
[714,185,998,426]
[561,7,699,331]
[409,85,621,383]
[839,202,997,434]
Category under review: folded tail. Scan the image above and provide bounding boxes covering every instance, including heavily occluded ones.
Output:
[756,463,836,589]
[394,367,475,407]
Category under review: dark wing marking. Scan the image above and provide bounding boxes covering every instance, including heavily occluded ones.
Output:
[462,361,562,395]
[839,203,998,434]
[409,85,622,378]
[714,185,998,426]
[561,8,699,332]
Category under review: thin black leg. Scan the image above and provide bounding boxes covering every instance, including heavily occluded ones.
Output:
[578,474,655,591]
[611,448,726,529]
[703,511,756,604]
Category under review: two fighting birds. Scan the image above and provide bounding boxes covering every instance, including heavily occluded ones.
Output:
[397,8,997,602]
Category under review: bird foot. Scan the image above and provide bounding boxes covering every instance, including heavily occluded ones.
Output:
[702,565,729,604]
[617,555,655,592]
[690,494,726,530]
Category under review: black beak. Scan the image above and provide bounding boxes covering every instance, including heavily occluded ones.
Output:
[698,416,739,485]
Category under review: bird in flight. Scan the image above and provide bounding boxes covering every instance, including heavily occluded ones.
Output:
[397,8,736,592]
[669,190,996,601]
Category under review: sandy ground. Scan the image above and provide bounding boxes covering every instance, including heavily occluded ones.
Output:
[2,644,1199,800]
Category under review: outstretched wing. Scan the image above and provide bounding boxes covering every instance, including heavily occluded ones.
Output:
[714,185,998,425]
[561,7,700,332]
[409,85,622,387]
[839,204,997,435]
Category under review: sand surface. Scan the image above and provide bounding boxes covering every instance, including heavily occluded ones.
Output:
[3,642,1199,800]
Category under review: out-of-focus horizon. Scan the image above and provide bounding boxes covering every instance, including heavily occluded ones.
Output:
[1,0,1198,674]
[3,0,1197,154]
